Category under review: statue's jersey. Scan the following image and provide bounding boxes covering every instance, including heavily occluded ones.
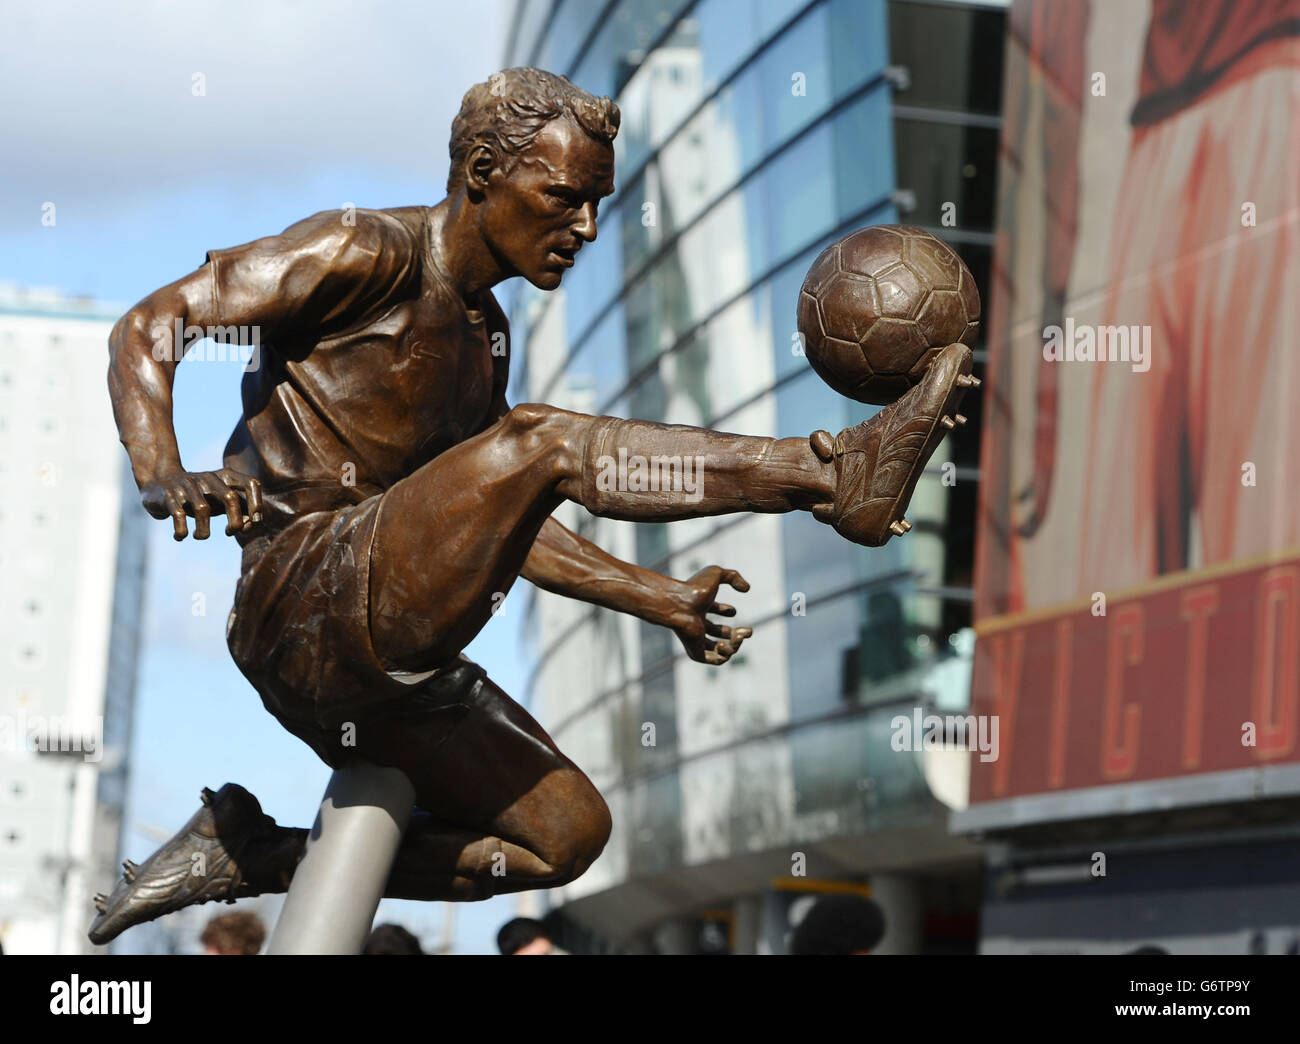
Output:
[203,206,509,539]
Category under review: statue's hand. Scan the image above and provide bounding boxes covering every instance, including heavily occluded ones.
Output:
[667,566,752,666]
[141,468,263,541]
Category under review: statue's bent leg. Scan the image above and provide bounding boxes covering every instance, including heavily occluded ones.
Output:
[369,669,611,900]
[86,666,607,942]
[368,401,834,671]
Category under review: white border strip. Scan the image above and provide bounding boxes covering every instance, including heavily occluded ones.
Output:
[951,764,1300,833]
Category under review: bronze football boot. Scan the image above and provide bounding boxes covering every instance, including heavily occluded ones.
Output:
[88,782,303,945]
[811,342,979,547]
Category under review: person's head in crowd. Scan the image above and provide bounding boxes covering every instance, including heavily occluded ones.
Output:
[363,923,424,955]
[790,894,886,955]
[498,916,561,955]
[201,911,266,955]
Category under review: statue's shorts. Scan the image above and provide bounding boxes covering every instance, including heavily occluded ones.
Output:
[225,495,489,770]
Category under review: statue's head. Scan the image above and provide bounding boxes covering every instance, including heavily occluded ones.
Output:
[449,68,620,291]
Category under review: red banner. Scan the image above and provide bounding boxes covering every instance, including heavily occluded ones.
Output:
[970,551,1300,802]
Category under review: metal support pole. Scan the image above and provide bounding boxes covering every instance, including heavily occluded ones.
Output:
[266,760,415,955]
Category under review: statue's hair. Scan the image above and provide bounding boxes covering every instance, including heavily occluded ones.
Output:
[448,68,620,192]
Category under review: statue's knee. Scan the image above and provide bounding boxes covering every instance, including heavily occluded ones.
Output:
[580,793,613,863]
[551,791,612,884]
[588,800,613,865]
[503,402,560,435]
[500,403,573,473]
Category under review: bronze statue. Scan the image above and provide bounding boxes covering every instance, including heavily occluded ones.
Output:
[91,68,975,944]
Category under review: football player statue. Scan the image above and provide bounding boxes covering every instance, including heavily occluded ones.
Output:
[92,67,976,943]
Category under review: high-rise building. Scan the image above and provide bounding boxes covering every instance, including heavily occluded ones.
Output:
[503,0,1005,952]
[0,284,147,955]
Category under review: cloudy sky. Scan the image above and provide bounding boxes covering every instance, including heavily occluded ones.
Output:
[2,0,534,953]
[2,0,509,300]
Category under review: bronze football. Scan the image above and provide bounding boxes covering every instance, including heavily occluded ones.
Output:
[797,225,980,405]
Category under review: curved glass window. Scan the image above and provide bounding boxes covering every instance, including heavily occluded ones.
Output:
[563,202,625,351]
[509,0,555,66]
[756,2,831,151]
[551,303,631,411]
[535,0,606,80]
[571,0,694,100]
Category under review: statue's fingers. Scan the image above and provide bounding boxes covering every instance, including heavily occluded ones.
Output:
[680,633,707,663]
[180,478,211,540]
[721,569,750,593]
[245,477,263,522]
[220,486,244,535]
[164,489,189,541]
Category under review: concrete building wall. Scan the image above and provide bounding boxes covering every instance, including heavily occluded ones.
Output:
[0,287,145,954]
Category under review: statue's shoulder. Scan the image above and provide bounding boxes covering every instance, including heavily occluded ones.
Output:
[277,206,424,258]
[373,205,432,241]
[228,207,428,298]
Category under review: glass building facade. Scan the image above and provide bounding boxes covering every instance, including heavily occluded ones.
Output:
[504,0,1005,953]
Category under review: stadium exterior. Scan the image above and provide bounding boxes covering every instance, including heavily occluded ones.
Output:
[959,0,1300,955]
[503,0,1005,953]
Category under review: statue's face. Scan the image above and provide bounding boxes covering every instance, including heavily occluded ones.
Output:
[482,117,615,291]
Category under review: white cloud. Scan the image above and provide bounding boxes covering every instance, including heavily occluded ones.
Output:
[0,0,509,235]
